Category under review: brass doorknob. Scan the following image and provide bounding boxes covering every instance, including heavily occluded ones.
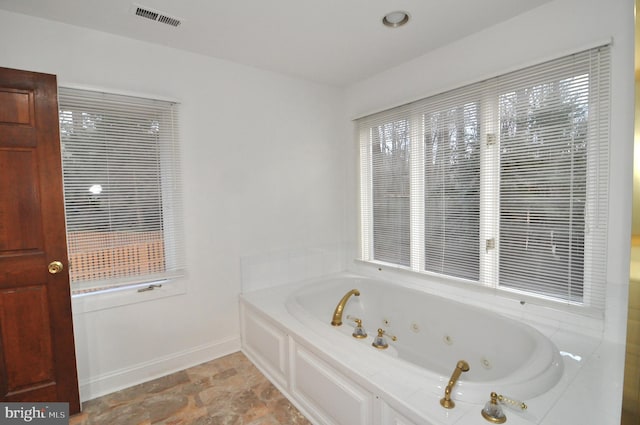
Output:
[48,261,64,274]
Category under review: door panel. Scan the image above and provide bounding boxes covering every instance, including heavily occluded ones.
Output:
[0,150,43,250]
[0,87,36,147]
[0,286,54,393]
[0,67,80,413]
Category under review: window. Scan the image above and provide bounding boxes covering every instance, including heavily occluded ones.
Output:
[424,101,481,280]
[370,119,411,267]
[58,88,185,294]
[358,45,610,312]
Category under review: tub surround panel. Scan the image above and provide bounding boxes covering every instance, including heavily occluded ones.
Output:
[240,273,615,425]
[241,303,289,389]
[292,345,373,425]
[380,403,424,425]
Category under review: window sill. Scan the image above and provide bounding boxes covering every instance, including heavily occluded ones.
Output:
[350,259,604,337]
[71,278,187,314]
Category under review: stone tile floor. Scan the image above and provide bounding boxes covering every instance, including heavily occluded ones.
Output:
[69,351,312,425]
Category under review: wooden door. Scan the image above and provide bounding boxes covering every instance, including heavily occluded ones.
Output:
[0,67,80,413]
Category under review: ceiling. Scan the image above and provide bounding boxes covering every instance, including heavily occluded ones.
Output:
[0,0,553,86]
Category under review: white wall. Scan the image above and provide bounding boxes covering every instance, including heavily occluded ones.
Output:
[0,10,348,401]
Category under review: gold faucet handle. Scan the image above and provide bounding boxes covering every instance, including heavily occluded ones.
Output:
[497,394,527,411]
[346,315,361,324]
[372,328,398,349]
[374,328,397,341]
[378,328,397,341]
[481,392,506,423]
[347,316,368,339]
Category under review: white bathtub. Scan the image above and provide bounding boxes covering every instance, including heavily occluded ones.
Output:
[241,273,571,425]
[285,275,564,402]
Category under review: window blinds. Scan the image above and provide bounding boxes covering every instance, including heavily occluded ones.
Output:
[496,49,610,307]
[357,45,610,312]
[58,87,185,293]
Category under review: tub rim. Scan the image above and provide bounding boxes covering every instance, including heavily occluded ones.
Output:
[283,272,565,402]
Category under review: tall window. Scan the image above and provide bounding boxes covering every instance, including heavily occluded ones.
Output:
[424,102,480,280]
[58,88,185,294]
[371,119,411,266]
[498,74,591,301]
[358,45,610,313]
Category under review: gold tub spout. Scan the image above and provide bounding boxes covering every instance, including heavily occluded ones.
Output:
[330,289,360,326]
[440,360,470,409]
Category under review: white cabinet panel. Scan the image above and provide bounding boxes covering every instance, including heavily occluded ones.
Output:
[241,304,288,389]
[291,343,373,425]
[380,401,422,425]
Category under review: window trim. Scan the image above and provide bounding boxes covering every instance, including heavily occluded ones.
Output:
[71,279,187,313]
[58,85,186,296]
[357,45,610,316]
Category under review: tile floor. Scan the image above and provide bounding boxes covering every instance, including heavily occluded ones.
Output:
[69,351,312,425]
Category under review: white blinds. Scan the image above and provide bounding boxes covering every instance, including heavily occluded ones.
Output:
[358,45,610,312]
[496,48,610,307]
[58,87,185,293]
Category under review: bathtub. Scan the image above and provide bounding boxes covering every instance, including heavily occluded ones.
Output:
[240,273,568,425]
[285,275,564,402]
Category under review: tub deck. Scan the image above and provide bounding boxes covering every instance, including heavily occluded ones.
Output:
[240,273,616,425]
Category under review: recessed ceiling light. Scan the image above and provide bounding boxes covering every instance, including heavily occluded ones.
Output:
[382,11,410,28]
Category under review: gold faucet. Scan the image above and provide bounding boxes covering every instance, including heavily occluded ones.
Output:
[440,360,470,409]
[371,328,397,349]
[350,317,368,339]
[481,392,506,423]
[330,289,360,326]
[481,392,527,423]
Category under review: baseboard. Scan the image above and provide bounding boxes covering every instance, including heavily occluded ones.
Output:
[78,336,241,402]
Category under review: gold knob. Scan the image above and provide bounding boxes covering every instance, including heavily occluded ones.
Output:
[48,261,64,274]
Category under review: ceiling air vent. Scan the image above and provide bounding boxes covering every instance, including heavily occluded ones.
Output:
[132,4,182,27]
